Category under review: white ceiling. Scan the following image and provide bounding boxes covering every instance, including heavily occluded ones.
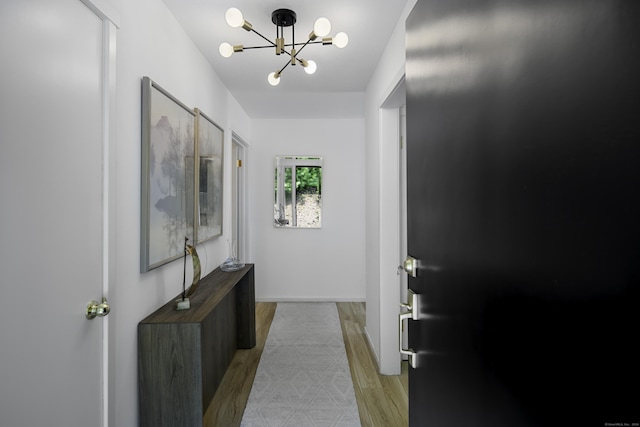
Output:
[161,0,409,118]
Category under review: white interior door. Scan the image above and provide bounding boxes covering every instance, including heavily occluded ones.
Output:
[0,1,116,425]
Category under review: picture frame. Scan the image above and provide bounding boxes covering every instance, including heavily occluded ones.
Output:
[141,76,196,272]
[194,108,224,243]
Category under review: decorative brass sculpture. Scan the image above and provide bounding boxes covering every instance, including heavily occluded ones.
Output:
[175,237,201,310]
[185,243,201,298]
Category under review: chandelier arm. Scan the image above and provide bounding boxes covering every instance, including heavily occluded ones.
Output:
[294,38,314,57]
[277,59,291,75]
[250,27,277,47]
[285,41,323,47]
[242,45,279,50]
[227,42,320,51]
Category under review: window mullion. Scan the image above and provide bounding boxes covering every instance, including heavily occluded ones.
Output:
[291,167,297,226]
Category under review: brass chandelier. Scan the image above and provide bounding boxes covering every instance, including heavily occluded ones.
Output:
[219,7,349,86]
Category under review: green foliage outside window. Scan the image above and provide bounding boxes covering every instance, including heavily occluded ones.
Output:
[285,166,321,194]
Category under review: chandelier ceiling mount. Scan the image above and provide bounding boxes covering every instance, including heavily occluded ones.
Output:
[271,8,296,27]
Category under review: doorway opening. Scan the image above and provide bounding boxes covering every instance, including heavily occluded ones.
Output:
[232,132,248,262]
[378,76,407,374]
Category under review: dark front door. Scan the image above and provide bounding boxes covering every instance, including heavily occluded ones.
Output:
[405,0,640,426]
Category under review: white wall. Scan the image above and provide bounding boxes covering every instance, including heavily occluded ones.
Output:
[363,0,418,374]
[110,0,251,425]
[250,119,366,301]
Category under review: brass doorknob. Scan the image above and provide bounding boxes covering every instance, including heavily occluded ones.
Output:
[86,297,110,319]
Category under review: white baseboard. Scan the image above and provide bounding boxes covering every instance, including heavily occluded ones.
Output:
[363,326,381,370]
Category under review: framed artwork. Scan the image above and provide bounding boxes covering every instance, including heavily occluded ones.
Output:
[141,76,195,272]
[194,109,224,243]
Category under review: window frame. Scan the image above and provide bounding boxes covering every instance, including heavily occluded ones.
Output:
[274,156,323,228]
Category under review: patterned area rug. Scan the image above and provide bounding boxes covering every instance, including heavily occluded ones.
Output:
[241,302,361,426]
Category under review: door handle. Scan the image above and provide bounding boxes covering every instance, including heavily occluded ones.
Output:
[399,289,421,368]
[399,311,418,368]
[86,297,110,319]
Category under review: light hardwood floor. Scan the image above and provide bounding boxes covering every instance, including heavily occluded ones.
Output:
[205,302,408,426]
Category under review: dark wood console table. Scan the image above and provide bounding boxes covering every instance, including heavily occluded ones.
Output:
[138,264,255,427]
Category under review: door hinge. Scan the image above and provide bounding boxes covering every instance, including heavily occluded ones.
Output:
[236,160,242,168]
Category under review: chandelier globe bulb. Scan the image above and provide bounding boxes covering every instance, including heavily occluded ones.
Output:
[333,32,349,48]
[313,17,331,37]
[219,42,234,58]
[304,60,317,75]
[268,72,281,86]
[225,8,244,28]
